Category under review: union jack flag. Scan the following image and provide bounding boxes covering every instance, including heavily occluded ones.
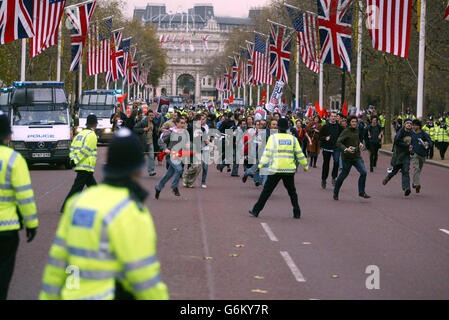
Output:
[119,37,130,81]
[66,0,96,72]
[317,0,353,72]
[0,0,36,45]
[223,68,232,92]
[106,30,123,83]
[269,23,293,84]
[246,42,254,85]
[31,0,66,58]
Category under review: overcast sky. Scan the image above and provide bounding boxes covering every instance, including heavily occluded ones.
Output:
[124,0,270,18]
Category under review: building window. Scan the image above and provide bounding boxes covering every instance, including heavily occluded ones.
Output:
[208,78,211,86]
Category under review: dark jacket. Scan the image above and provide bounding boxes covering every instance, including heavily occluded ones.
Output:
[110,112,127,131]
[337,127,361,161]
[319,122,341,150]
[133,118,158,148]
[411,130,433,158]
[391,128,412,166]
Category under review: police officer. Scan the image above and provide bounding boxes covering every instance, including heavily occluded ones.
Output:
[435,118,449,160]
[249,118,309,219]
[423,116,436,159]
[60,115,98,212]
[0,112,38,300]
[40,128,169,300]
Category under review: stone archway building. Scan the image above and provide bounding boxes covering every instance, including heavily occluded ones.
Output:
[134,4,260,103]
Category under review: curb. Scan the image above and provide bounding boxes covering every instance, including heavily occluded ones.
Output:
[379,149,449,169]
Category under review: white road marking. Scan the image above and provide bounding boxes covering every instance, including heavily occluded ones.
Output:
[261,223,278,242]
[280,251,306,283]
[439,229,449,235]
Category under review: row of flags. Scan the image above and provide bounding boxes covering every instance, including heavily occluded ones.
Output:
[219,0,449,93]
[0,0,151,86]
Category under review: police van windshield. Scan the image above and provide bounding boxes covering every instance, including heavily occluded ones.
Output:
[79,106,114,119]
[0,94,9,106]
[12,106,68,126]
[81,94,116,105]
[170,97,182,103]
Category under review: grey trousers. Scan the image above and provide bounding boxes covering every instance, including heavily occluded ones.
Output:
[411,154,426,186]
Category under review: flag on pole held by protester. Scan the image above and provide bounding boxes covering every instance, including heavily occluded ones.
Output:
[0,0,36,45]
[30,0,66,58]
[269,23,293,84]
[87,17,111,76]
[317,0,353,72]
[365,0,413,59]
[65,0,96,72]
[286,5,320,74]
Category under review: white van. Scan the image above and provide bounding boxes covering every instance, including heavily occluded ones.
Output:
[76,90,120,143]
[9,82,72,169]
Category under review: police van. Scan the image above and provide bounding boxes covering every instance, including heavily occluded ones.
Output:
[0,87,14,117]
[77,90,120,143]
[9,82,72,168]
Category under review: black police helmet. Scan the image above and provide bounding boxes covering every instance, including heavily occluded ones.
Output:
[87,114,98,127]
[278,118,290,131]
[103,128,145,179]
[0,111,12,140]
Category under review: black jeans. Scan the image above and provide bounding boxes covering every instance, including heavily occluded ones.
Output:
[438,142,448,160]
[321,150,339,181]
[368,142,381,169]
[61,171,97,212]
[252,173,300,217]
[0,231,19,300]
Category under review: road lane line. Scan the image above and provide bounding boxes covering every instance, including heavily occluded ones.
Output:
[261,223,278,242]
[439,229,449,235]
[280,251,306,283]
[196,189,216,300]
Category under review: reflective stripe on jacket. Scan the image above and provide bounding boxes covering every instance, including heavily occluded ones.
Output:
[258,133,309,174]
[0,145,38,231]
[435,125,449,143]
[39,184,169,300]
[70,129,98,173]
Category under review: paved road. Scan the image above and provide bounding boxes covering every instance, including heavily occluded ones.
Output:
[8,147,449,300]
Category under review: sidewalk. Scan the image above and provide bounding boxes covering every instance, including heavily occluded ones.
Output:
[380,144,449,169]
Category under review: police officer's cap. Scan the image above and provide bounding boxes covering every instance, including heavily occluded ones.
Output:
[103,128,145,179]
[0,111,12,140]
[87,114,98,127]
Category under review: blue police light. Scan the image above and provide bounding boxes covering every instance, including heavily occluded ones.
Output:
[13,81,64,88]
[115,89,123,94]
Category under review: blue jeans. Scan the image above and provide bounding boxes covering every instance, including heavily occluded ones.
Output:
[157,157,183,191]
[147,143,155,174]
[334,157,367,194]
[244,165,262,184]
[201,150,210,184]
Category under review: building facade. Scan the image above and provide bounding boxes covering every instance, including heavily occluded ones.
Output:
[133,3,259,103]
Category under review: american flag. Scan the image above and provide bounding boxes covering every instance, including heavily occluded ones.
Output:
[317,0,353,72]
[87,17,111,76]
[253,33,273,85]
[30,0,65,58]
[365,0,412,58]
[286,5,320,74]
[106,30,123,82]
[269,23,293,84]
[65,0,96,72]
[0,0,36,45]
[445,1,449,21]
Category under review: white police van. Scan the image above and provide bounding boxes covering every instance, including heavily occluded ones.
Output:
[76,90,120,143]
[9,82,72,169]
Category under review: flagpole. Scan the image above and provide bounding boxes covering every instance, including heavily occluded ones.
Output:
[21,39,26,82]
[356,1,363,115]
[257,86,260,106]
[249,85,253,107]
[94,75,98,90]
[319,63,324,110]
[296,41,300,113]
[78,64,83,99]
[416,0,426,119]
[57,25,62,82]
